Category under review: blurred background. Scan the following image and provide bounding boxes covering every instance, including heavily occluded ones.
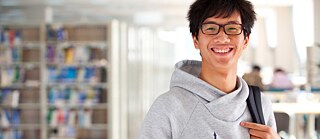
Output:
[0,0,320,139]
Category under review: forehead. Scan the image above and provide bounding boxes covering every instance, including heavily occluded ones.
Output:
[203,11,242,24]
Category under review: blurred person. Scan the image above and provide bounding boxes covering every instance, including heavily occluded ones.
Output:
[139,0,281,138]
[269,68,294,90]
[242,65,265,90]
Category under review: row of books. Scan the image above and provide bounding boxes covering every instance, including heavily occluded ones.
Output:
[48,88,102,106]
[0,28,22,48]
[46,44,106,64]
[48,126,76,138]
[47,108,92,128]
[0,129,22,139]
[46,25,68,42]
[0,44,106,65]
[0,109,20,127]
[0,68,24,87]
[0,89,19,107]
[47,67,106,83]
[0,47,40,64]
[0,48,20,63]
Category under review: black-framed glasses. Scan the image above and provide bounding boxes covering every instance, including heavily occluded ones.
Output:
[200,23,244,35]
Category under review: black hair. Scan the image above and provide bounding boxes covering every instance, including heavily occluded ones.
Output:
[274,68,284,73]
[252,65,261,72]
[187,0,256,39]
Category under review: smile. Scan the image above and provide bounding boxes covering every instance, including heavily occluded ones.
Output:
[211,48,233,54]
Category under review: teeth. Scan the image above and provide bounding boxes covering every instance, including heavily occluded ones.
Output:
[213,48,231,53]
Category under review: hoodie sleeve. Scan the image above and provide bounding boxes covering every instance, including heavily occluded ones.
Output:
[261,93,278,132]
[139,96,172,139]
[266,109,277,132]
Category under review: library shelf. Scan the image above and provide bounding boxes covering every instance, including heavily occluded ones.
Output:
[1,23,110,139]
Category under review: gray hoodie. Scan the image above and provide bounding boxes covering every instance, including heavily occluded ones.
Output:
[140,60,277,139]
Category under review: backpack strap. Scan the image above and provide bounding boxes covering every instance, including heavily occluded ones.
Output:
[246,85,265,125]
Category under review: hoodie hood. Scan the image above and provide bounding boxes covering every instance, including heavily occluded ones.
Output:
[170,60,249,122]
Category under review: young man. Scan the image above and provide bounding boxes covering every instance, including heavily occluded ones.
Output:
[140,0,281,138]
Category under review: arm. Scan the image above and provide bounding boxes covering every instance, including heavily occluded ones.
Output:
[139,98,172,139]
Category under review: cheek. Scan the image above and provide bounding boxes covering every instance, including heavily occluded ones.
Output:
[197,38,206,48]
[198,35,211,46]
[233,38,247,49]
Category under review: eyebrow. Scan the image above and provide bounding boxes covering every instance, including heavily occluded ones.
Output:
[202,21,241,24]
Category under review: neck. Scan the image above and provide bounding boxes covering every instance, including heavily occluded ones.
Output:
[199,64,238,93]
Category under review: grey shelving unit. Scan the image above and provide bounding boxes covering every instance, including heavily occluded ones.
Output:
[0,24,110,139]
[0,25,44,139]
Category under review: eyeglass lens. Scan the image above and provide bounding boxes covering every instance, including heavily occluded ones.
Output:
[201,23,242,35]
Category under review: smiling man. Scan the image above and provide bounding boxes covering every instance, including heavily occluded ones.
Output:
[139,0,281,138]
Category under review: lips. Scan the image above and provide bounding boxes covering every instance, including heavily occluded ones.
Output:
[211,48,233,54]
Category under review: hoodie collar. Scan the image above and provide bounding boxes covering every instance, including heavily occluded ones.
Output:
[170,60,250,121]
[170,60,248,102]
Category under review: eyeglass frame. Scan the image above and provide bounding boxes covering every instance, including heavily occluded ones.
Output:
[199,22,245,35]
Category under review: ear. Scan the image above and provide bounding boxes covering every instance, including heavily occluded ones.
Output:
[192,35,199,49]
[243,35,250,49]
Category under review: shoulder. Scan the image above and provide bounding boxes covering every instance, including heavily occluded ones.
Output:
[151,87,199,114]
[141,87,200,137]
[260,93,273,113]
[242,73,250,78]
[260,92,278,130]
[260,93,277,125]
[144,87,200,126]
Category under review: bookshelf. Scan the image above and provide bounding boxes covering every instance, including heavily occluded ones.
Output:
[0,24,110,139]
[44,24,109,139]
[0,25,43,139]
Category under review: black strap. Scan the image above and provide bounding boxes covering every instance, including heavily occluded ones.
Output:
[246,85,265,125]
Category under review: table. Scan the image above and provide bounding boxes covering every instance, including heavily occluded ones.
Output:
[272,102,320,139]
[272,102,320,114]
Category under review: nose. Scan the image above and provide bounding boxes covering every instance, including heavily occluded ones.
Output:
[213,28,230,43]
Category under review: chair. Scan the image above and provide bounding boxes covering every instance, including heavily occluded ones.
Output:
[274,112,290,133]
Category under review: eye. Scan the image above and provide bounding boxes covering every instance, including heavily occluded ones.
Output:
[226,27,239,31]
[206,27,216,31]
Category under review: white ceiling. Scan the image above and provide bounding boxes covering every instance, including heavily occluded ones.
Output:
[0,0,295,26]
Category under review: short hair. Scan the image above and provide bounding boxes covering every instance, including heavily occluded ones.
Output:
[274,68,284,73]
[187,0,256,39]
[252,65,261,71]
